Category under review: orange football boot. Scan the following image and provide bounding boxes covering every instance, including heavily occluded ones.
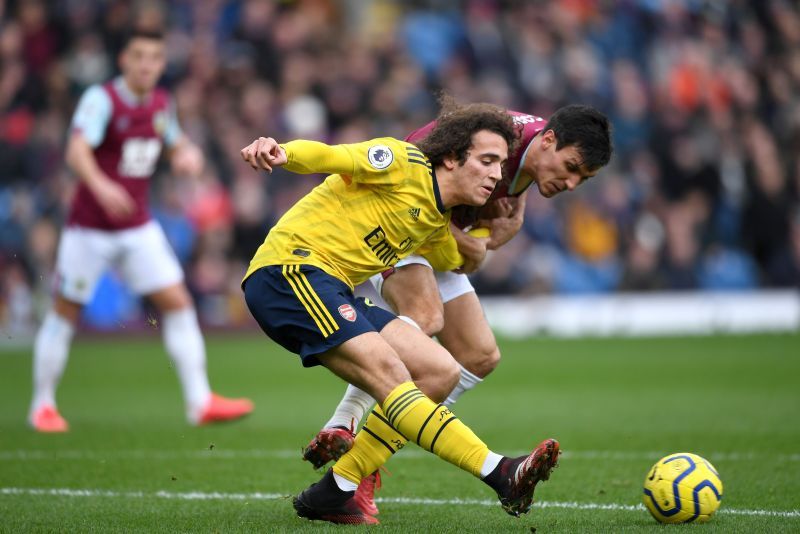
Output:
[197,393,254,425]
[30,405,69,433]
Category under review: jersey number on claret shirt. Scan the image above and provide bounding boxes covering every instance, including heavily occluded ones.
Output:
[119,138,162,178]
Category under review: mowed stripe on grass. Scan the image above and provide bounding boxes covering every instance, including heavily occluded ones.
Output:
[2,487,798,519]
[2,449,799,462]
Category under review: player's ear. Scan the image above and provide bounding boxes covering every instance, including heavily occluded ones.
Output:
[442,151,458,170]
[541,129,556,151]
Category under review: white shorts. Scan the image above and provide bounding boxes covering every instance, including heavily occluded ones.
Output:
[55,220,184,304]
[367,255,474,305]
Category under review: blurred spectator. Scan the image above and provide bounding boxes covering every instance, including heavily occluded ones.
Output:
[2,0,800,334]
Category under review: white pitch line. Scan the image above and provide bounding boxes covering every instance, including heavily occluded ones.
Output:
[1,487,798,519]
[1,449,798,462]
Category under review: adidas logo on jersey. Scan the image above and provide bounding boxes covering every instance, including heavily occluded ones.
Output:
[408,207,420,221]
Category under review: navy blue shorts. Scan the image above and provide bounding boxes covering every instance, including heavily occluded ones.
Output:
[243,265,397,367]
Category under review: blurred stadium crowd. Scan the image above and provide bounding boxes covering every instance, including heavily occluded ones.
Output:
[1,0,799,334]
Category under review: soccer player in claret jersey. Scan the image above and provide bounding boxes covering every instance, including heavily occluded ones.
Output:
[303,102,613,514]
[240,101,560,525]
[28,29,253,432]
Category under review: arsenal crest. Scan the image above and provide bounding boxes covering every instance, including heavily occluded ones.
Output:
[338,304,357,322]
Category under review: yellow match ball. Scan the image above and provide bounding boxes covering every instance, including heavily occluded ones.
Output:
[467,227,491,238]
[643,453,723,523]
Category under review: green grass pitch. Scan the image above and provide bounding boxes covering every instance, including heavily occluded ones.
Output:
[1,332,798,532]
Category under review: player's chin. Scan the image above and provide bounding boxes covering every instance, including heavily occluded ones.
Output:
[477,187,494,203]
[538,184,556,198]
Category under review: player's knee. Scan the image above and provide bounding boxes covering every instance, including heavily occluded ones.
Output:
[361,355,412,402]
[411,307,445,337]
[429,357,460,403]
[466,345,501,379]
[410,348,459,403]
[149,283,194,312]
[384,351,414,380]
[443,358,461,396]
[53,296,82,324]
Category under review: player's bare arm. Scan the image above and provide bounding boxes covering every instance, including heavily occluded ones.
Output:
[452,222,490,274]
[65,131,135,221]
[240,136,287,172]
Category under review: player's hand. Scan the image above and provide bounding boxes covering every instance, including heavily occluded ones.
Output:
[453,230,489,274]
[240,137,287,173]
[90,177,136,221]
[478,215,522,250]
[478,196,514,220]
[478,197,524,249]
[171,141,204,177]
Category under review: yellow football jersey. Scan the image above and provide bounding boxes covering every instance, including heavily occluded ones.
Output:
[244,137,463,289]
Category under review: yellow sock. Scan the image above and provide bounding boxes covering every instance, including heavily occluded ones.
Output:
[333,382,490,483]
[332,407,408,484]
[383,381,489,476]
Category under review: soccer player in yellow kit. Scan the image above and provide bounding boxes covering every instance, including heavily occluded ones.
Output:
[240,102,559,525]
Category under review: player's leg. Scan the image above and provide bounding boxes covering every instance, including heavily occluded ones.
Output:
[302,313,455,514]
[318,269,496,442]
[306,300,555,522]
[318,258,444,425]
[29,295,81,432]
[308,328,559,522]
[302,265,493,469]
[29,226,111,432]
[435,271,500,405]
[339,273,500,513]
[380,261,444,336]
[302,265,435,466]
[123,221,252,425]
[245,265,546,523]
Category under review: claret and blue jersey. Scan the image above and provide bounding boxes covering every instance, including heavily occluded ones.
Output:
[67,76,182,230]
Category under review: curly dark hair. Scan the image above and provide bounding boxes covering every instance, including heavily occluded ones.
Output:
[415,95,518,167]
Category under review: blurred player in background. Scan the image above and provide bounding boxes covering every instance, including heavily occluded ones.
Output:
[28,29,254,432]
[240,102,560,525]
[304,102,612,514]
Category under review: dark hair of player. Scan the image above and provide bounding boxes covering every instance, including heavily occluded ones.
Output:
[121,28,165,49]
[416,94,518,167]
[544,105,613,171]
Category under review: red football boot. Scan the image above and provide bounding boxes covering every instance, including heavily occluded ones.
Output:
[302,426,355,469]
[29,405,69,433]
[197,393,254,425]
[293,469,379,525]
[485,438,561,517]
[353,470,381,516]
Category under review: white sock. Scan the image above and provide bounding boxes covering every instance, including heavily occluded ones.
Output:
[480,451,504,478]
[162,308,212,423]
[324,384,375,430]
[333,471,359,491]
[30,311,75,415]
[444,364,483,406]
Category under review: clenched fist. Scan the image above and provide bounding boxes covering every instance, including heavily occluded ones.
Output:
[240,137,287,173]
